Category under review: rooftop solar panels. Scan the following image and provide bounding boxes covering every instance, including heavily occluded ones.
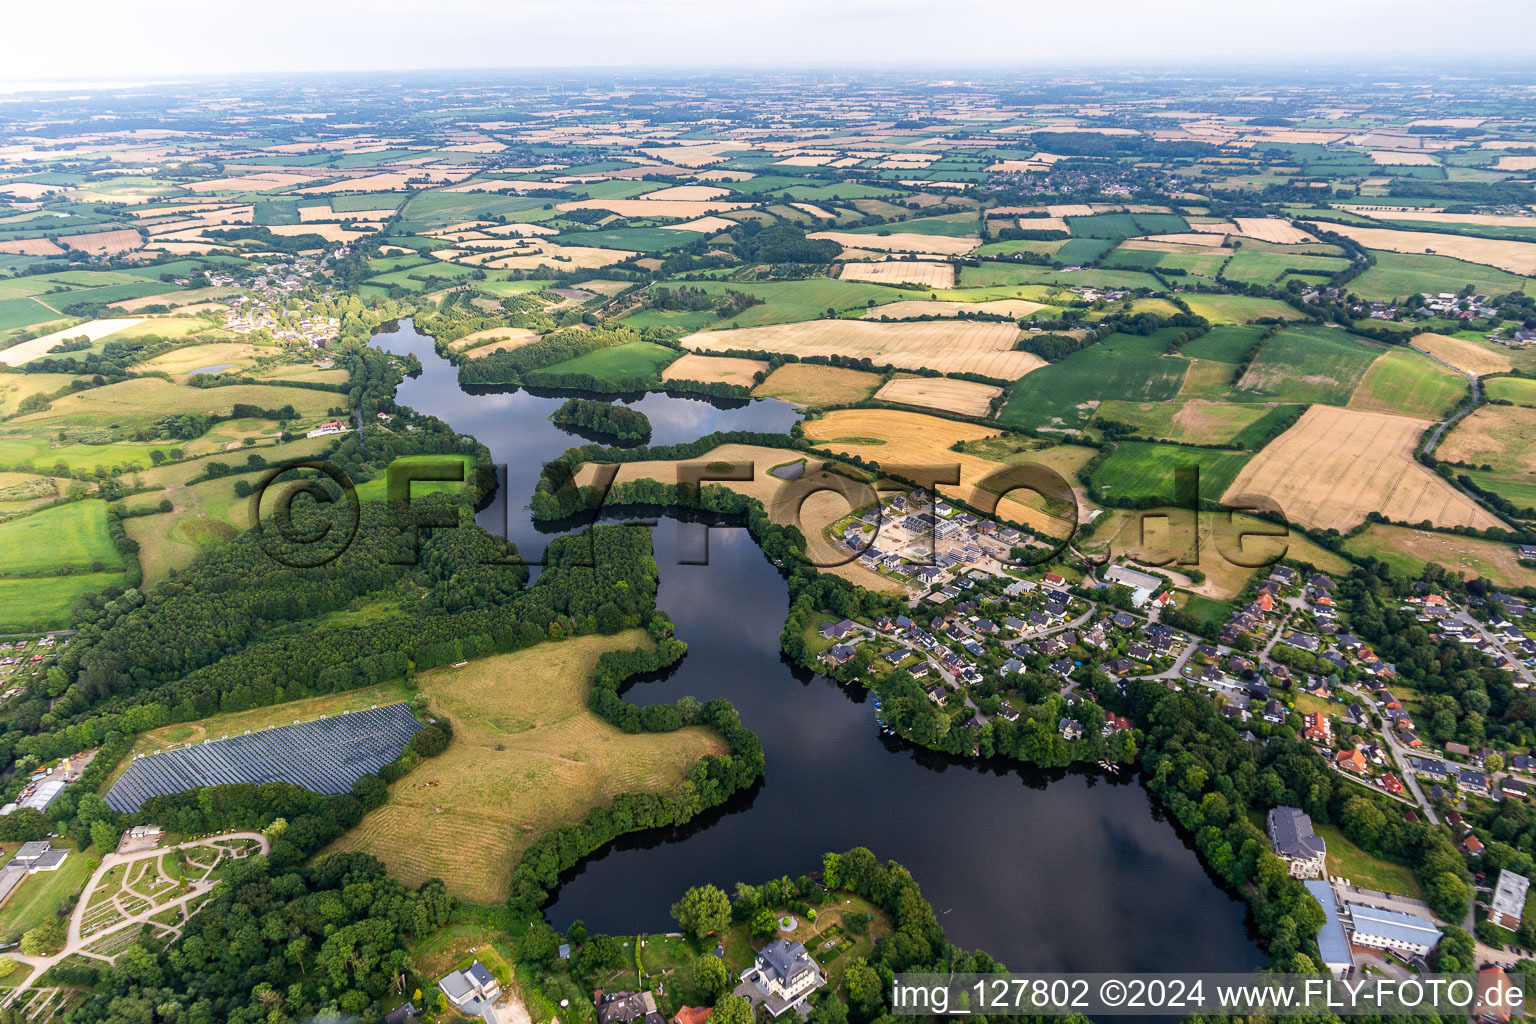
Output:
[105,703,425,813]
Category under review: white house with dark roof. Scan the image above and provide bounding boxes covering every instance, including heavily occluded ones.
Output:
[438,960,500,1016]
[1268,807,1327,879]
[734,939,825,1017]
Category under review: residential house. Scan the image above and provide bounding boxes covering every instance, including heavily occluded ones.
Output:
[440,962,502,1015]
[597,991,662,1024]
[1303,713,1332,745]
[1335,747,1368,774]
[1267,806,1327,879]
[1059,718,1084,741]
[734,939,826,1018]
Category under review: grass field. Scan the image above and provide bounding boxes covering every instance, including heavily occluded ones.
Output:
[754,363,883,406]
[998,330,1190,433]
[1223,405,1499,532]
[12,377,338,436]
[326,632,728,904]
[1086,507,1352,600]
[0,572,123,631]
[1179,325,1265,363]
[1344,523,1536,589]
[1348,348,1469,419]
[1439,404,1536,475]
[1090,442,1252,506]
[532,342,678,386]
[1220,248,1349,285]
[1347,251,1536,302]
[681,279,905,326]
[1484,376,1536,406]
[1181,293,1307,324]
[0,500,120,574]
[1232,326,1382,406]
[683,320,1038,378]
[0,846,91,940]
[1312,822,1421,898]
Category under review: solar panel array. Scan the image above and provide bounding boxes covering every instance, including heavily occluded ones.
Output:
[106,703,425,812]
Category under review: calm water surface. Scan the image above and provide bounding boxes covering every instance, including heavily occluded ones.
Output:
[371,320,1261,972]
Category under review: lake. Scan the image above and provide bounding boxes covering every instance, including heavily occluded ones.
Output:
[371,319,1262,973]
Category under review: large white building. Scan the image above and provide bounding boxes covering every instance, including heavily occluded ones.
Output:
[735,939,826,1018]
[1344,902,1442,957]
[1268,806,1327,879]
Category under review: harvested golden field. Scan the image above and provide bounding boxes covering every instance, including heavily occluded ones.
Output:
[638,185,730,202]
[485,245,635,271]
[1233,218,1314,244]
[186,171,318,192]
[263,223,375,243]
[327,633,728,904]
[1411,333,1511,376]
[665,216,738,234]
[661,353,768,385]
[1302,222,1536,275]
[811,231,976,256]
[792,203,836,219]
[0,318,145,366]
[134,342,267,376]
[56,229,141,254]
[684,320,1039,378]
[572,443,901,592]
[1495,155,1536,172]
[838,261,955,288]
[875,376,1002,416]
[1370,151,1438,166]
[863,298,1045,319]
[1221,405,1500,531]
[1340,206,1536,230]
[804,409,1084,538]
[448,327,541,352]
[754,363,882,406]
[0,238,64,256]
[1439,405,1536,474]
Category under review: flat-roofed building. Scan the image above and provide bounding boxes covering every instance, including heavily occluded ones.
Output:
[1304,880,1352,977]
[1490,870,1529,931]
[1344,902,1441,956]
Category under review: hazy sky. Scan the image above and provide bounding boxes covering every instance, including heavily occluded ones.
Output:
[7,0,1536,86]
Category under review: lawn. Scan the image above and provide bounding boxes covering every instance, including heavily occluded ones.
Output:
[682,279,906,327]
[1220,249,1349,286]
[1181,293,1307,324]
[551,227,697,252]
[325,632,728,904]
[1090,442,1252,506]
[0,499,120,574]
[1231,325,1382,406]
[0,847,91,940]
[1486,376,1536,406]
[998,330,1190,433]
[1312,822,1421,898]
[531,342,679,386]
[1175,592,1233,632]
[0,572,124,632]
[1348,348,1469,420]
